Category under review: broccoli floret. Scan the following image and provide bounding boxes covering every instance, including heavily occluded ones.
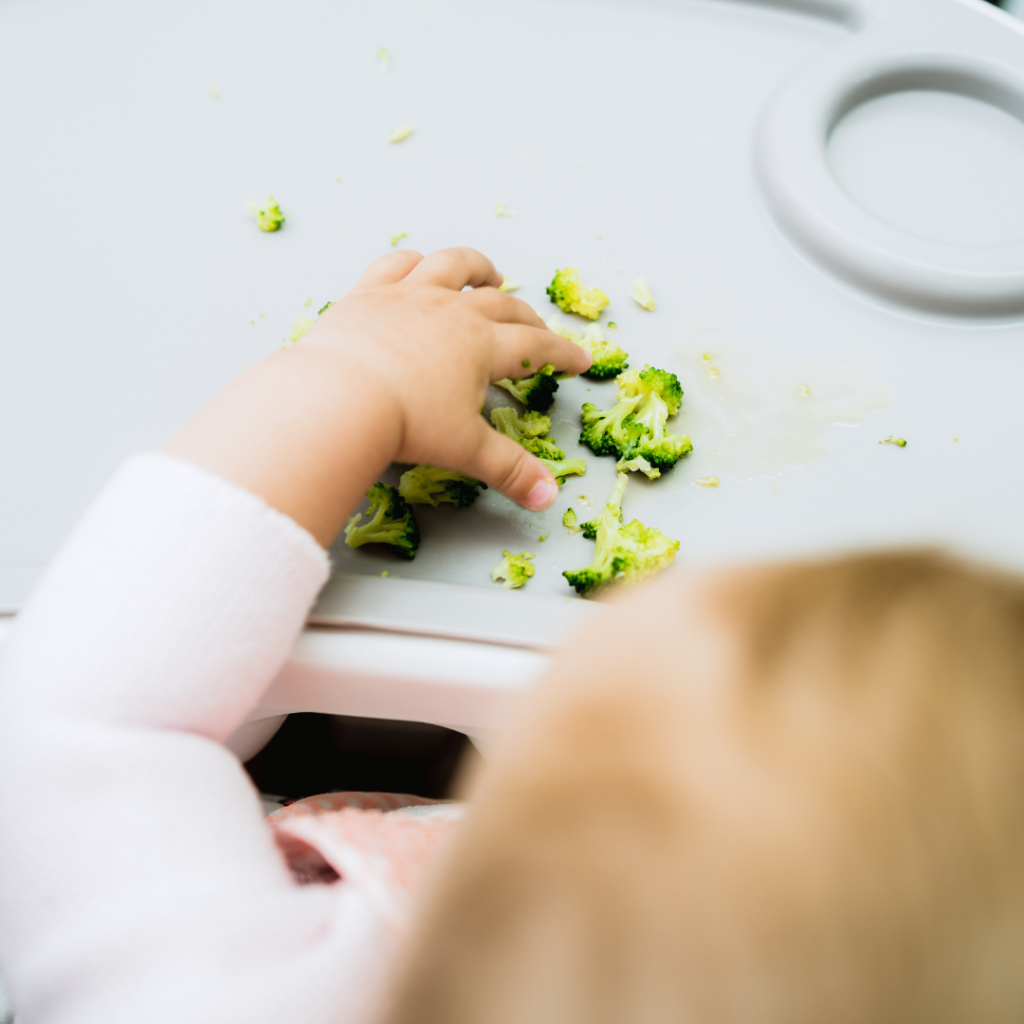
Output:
[540,458,586,484]
[491,550,535,589]
[524,437,566,460]
[579,395,644,458]
[490,407,552,441]
[564,474,679,597]
[563,508,581,533]
[398,465,487,507]
[245,197,286,232]
[493,364,559,412]
[547,316,629,380]
[546,267,610,320]
[580,366,691,472]
[617,455,661,480]
[344,483,420,560]
[630,277,657,311]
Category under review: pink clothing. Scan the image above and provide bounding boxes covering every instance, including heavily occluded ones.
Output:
[0,455,459,1024]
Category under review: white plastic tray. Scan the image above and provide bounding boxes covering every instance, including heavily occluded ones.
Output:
[2,0,1024,656]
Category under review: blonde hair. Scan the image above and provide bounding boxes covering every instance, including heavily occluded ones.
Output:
[385,552,1024,1024]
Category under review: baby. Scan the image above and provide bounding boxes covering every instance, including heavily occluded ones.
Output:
[386,552,1024,1024]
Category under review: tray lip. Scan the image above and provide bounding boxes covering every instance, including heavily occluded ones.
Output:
[311,572,600,651]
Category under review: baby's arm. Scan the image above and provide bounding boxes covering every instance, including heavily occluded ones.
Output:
[166,247,591,544]
[0,248,589,1023]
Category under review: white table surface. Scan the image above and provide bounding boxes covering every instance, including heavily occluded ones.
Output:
[3,0,1024,735]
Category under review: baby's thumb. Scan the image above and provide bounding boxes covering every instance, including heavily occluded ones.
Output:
[463,422,560,512]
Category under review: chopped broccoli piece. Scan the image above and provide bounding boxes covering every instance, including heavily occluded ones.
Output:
[564,474,679,597]
[388,124,415,143]
[881,436,908,448]
[344,483,420,560]
[546,267,610,320]
[694,476,720,488]
[547,316,629,380]
[540,457,586,483]
[493,364,559,412]
[245,197,286,232]
[318,301,334,315]
[580,366,691,472]
[491,550,535,589]
[494,203,514,217]
[490,407,553,440]
[630,277,657,311]
[287,315,313,344]
[398,465,487,507]
[563,508,581,533]
[391,231,407,246]
[617,455,661,480]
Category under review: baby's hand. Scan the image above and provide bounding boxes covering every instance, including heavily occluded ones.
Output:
[306,247,591,512]
[165,247,591,547]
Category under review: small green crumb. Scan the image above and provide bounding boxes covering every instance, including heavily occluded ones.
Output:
[381,570,389,577]
[388,124,414,143]
[303,296,312,308]
[491,550,535,589]
[881,436,908,448]
[286,315,313,344]
[498,277,521,293]
[376,47,391,72]
[391,231,407,246]
[245,197,286,232]
[495,202,514,217]
[539,534,549,542]
[954,436,959,442]
[694,476,720,488]
[318,301,334,315]
[208,89,220,99]
[630,277,657,311]
[563,508,581,534]
[522,358,530,368]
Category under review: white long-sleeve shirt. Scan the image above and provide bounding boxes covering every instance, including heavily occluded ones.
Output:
[0,454,412,1024]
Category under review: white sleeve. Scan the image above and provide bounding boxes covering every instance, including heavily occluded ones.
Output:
[0,455,397,1024]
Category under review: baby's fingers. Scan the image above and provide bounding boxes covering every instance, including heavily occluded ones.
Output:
[405,247,503,291]
[491,324,593,381]
[461,419,561,511]
[463,288,546,327]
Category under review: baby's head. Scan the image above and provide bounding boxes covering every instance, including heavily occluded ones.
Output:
[387,551,1024,1024]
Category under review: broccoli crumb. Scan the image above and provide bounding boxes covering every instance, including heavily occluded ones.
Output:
[498,278,521,293]
[381,570,389,577]
[208,89,220,99]
[494,203,514,217]
[881,436,908,448]
[287,315,313,344]
[391,231,407,246]
[547,267,610,320]
[617,455,661,481]
[539,534,549,542]
[522,359,530,368]
[630,277,657,311]
[388,124,415,143]
[245,197,286,232]
[318,301,334,315]
[563,508,581,533]
[491,550,535,589]
[376,47,391,72]
[303,296,312,308]
[694,476,720,488]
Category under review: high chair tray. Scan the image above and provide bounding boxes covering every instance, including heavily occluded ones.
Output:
[2,0,1024,653]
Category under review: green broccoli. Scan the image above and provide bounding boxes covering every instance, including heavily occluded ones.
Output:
[398,465,487,507]
[563,508,581,533]
[540,458,586,483]
[318,301,334,315]
[491,407,583,482]
[579,366,691,472]
[344,483,420,560]
[491,550,535,589]
[245,197,286,232]
[546,267,610,320]
[547,316,629,380]
[493,364,560,412]
[564,474,679,597]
